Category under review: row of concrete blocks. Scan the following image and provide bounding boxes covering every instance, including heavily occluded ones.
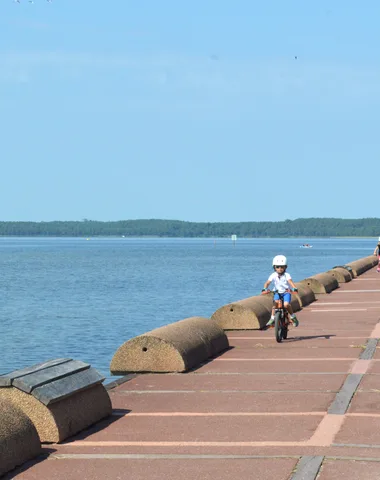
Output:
[0,254,376,477]
[110,255,377,376]
[207,256,375,331]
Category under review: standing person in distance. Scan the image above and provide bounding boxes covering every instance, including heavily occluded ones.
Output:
[373,237,380,272]
[261,255,299,327]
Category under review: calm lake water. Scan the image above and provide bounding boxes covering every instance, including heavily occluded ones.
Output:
[0,237,376,382]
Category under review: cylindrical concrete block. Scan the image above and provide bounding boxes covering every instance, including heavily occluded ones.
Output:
[327,267,352,283]
[288,293,302,312]
[211,296,272,330]
[110,317,229,374]
[298,273,339,294]
[294,282,316,307]
[0,383,112,444]
[332,266,354,279]
[211,291,301,331]
[0,398,41,477]
[239,294,275,314]
[346,256,378,277]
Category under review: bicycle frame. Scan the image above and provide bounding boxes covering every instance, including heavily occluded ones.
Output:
[272,290,290,342]
[273,291,289,317]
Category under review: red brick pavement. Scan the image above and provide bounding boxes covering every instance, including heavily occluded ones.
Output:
[8,266,380,479]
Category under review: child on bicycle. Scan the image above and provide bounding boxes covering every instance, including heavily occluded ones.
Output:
[261,254,299,327]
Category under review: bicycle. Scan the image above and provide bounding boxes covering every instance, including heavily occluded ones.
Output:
[262,289,295,343]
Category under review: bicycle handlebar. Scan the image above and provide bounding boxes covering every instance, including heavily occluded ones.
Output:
[261,288,298,295]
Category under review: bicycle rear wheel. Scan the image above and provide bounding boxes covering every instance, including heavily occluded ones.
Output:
[283,313,290,339]
[282,326,288,340]
[274,312,283,343]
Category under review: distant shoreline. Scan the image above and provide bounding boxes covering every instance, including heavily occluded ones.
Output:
[0,235,376,239]
[0,218,379,238]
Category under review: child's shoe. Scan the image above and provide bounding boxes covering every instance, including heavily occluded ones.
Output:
[266,316,275,327]
[291,315,299,327]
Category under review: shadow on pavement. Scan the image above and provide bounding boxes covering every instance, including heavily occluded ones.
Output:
[2,447,56,479]
[188,346,235,372]
[284,334,337,342]
[61,408,132,442]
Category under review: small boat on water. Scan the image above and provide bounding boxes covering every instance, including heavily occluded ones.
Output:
[300,244,313,248]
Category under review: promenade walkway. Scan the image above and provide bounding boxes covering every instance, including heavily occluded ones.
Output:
[8,266,380,479]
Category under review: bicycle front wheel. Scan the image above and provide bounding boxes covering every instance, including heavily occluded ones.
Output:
[274,312,283,343]
[282,326,288,340]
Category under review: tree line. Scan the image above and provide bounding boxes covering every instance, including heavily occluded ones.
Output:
[0,218,379,237]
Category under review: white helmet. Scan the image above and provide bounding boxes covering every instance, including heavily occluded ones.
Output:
[272,255,287,266]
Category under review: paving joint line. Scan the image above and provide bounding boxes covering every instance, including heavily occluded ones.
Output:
[289,455,324,480]
[326,456,380,462]
[49,453,301,460]
[111,412,326,417]
[106,374,137,391]
[333,443,380,449]
[114,390,339,394]
[327,375,363,414]
[214,359,355,361]
[328,338,379,415]
[189,372,350,375]
[360,338,378,359]
[46,453,380,463]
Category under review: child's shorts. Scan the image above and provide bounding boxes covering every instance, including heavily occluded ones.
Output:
[274,292,291,303]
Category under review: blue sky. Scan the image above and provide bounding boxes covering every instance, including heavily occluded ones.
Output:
[0,0,379,222]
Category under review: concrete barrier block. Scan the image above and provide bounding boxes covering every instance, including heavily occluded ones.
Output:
[298,272,339,294]
[294,282,316,307]
[288,293,302,312]
[211,296,272,330]
[332,265,354,279]
[0,359,112,443]
[211,291,302,331]
[346,256,378,277]
[327,267,352,283]
[0,397,41,477]
[110,317,229,374]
